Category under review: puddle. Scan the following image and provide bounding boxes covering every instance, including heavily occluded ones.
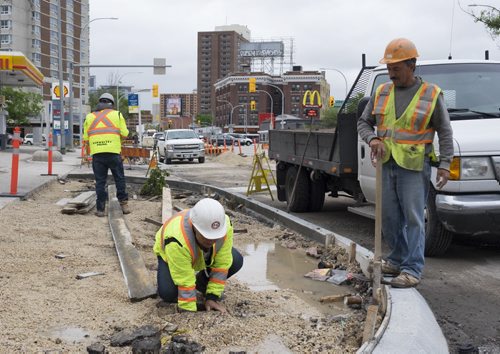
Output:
[48,326,93,344]
[235,241,350,314]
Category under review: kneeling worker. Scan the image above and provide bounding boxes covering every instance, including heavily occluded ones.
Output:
[153,198,244,313]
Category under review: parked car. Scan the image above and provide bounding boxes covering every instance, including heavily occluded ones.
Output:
[210,134,235,146]
[23,133,46,145]
[228,133,253,146]
[157,129,205,164]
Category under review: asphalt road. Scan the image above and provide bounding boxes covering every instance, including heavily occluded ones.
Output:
[162,149,500,354]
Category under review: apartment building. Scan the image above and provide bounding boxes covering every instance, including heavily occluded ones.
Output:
[160,92,198,119]
[197,25,250,117]
[0,0,90,123]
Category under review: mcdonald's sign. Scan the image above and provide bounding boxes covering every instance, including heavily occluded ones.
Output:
[302,90,322,118]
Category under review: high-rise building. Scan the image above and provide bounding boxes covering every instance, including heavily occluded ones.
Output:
[0,0,90,123]
[160,92,198,119]
[197,26,250,118]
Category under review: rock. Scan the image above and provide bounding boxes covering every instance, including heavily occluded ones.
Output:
[163,335,204,353]
[110,325,159,347]
[132,337,161,353]
[163,322,178,334]
[32,150,63,162]
[306,247,320,259]
[87,342,106,354]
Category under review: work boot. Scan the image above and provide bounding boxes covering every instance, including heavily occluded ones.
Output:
[367,260,400,276]
[120,201,131,215]
[390,272,420,288]
[95,210,105,217]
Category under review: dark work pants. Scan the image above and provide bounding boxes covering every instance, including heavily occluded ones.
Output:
[91,153,128,211]
[157,247,244,303]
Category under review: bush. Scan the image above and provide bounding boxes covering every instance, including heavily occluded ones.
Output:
[140,168,169,196]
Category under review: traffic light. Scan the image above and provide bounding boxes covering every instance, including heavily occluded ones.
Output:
[250,100,256,111]
[329,96,335,107]
[152,84,159,98]
[248,77,256,93]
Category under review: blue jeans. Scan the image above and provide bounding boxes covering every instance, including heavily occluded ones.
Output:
[91,153,128,211]
[157,247,244,302]
[382,158,431,278]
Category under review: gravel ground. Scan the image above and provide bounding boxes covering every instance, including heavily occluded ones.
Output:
[0,178,368,353]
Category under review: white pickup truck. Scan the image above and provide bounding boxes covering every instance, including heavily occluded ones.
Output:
[269,59,500,256]
[157,129,205,164]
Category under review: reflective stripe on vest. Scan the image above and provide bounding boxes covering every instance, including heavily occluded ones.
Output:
[373,82,439,144]
[87,109,121,136]
[209,267,228,285]
[178,285,196,303]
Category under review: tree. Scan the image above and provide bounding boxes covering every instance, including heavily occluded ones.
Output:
[196,114,213,126]
[461,3,500,42]
[88,88,130,120]
[321,107,339,128]
[0,87,43,126]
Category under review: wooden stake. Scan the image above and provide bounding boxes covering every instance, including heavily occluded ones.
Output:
[362,304,379,343]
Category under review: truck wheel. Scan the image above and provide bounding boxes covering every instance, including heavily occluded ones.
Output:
[246,141,251,146]
[188,158,193,162]
[285,166,310,212]
[276,163,287,202]
[198,157,205,163]
[425,187,453,256]
[166,158,172,164]
[308,177,325,212]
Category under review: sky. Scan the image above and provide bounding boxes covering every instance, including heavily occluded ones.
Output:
[89,0,500,110]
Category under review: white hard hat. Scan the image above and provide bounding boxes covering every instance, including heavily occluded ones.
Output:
[99,93,115,104]
[191,198,226,240]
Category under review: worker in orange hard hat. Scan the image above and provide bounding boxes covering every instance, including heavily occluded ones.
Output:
[357,38,454,288]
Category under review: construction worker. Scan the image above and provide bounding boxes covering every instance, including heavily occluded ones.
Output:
[357,38,453,288]
[153,198,244,313]
[83,93,130,217]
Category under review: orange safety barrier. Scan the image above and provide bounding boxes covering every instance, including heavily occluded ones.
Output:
[231,141,234,153]
[253,139,257,155]
[223,140,227,152]
[121,146,150,158]
[237,140,242,155]
[9,127,21,195]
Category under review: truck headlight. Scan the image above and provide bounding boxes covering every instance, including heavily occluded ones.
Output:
[199,143,204,149]
[460,157,495,179]
[166,144,174,151]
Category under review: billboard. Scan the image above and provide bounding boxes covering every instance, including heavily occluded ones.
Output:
[166,97,181,117]
[239,42,284,58]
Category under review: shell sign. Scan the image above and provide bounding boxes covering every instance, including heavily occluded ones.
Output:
[51,82,70,99]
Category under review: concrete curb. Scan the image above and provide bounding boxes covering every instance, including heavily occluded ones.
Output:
[66,173,448,353]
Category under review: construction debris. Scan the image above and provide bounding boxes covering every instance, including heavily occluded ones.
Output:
[76,271,105,280]
[319,293,352,303]
[61,191,96,214]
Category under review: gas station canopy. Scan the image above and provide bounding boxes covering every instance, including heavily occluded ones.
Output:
[0,51,44,87]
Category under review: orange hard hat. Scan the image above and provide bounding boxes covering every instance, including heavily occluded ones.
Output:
[379,38,419,64]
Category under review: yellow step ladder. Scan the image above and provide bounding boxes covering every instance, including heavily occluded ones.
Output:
[246,152,276,200]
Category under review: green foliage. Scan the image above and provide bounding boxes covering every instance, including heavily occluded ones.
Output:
[466,5,500,40]
[322,107,339,128]
[0,87,43,126]
[140,168,169,196]
[196,114,213,126]
[345,92,365,114]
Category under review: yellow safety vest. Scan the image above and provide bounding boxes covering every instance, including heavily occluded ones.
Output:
[153,210,234,312]
[372,81,440,171]
[83,109,128,155]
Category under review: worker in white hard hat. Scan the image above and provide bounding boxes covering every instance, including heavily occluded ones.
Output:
[83,92,130,217]
[357,38,453,288]
[153,198,244,313]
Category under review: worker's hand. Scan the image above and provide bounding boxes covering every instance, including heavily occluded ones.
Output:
[205,299,227,314]
[436,168,450,189]
[369,139,385,160]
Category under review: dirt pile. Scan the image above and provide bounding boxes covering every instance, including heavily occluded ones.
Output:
[0,180,366,353]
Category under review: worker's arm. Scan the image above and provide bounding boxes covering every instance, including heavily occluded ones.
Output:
[357,97,386,159]
[431,94,454,188]
[205,215,233,302]
[118,112,129,139]
[164,241,197,312]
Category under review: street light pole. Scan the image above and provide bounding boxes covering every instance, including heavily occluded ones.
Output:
[319,67,349,99]
[78,17,118,147]
[257,89,273,128]
[264,83,284,118]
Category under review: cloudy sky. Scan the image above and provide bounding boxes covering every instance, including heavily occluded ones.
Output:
[89,0,499,109]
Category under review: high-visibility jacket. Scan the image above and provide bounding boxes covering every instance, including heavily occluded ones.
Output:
[83,109,128,155]
[153,210,234,312]
[372,81,441,171]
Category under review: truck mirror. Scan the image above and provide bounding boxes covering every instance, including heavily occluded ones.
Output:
[357,97,370,120]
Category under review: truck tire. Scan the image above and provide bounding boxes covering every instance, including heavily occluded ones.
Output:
[425,187,453,256]
[308,178,325,212]
[285,166,310,212]
[198,157,205,163]
[166,158,172,164]
[157,148,164,163]
[276,163,287,202]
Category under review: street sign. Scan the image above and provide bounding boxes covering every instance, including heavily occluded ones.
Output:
[153,58,166,75]
[128,93,139,114]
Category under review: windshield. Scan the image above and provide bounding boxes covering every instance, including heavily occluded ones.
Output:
[372,63,500,116]
[166,130,197,140]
